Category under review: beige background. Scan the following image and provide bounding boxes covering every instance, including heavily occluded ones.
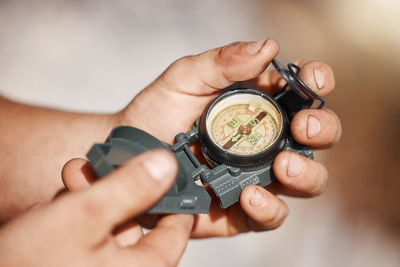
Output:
[1,0,399,266]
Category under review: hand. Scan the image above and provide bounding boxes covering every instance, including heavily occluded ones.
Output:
[64,39,342,238]
[0,150,194,267]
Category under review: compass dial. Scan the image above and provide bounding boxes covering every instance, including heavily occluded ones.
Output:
[205,92,283,156]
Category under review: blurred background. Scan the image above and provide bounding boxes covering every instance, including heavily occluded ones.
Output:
[0,0,399,266]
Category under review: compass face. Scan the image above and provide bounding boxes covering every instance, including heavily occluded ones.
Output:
[205,92,283,156]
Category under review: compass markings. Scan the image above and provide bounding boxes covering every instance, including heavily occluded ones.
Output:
[210,101,281,155]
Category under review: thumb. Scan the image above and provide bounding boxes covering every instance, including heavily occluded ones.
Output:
[53,149,178,244]
[153,38,280,95]
[124,39,280,142]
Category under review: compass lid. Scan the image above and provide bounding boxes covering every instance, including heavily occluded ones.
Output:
[87,126,211,214]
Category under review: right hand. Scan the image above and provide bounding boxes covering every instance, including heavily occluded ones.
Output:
[0,150,193,267]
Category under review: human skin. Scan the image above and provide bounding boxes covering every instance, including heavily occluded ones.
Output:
[0,39,341,238]
[0,150,195,267]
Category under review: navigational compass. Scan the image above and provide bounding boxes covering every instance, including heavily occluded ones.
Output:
[87,59,325,214]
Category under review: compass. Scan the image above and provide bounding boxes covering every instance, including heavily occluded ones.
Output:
[199,88,287,169]
[87,59,325,214]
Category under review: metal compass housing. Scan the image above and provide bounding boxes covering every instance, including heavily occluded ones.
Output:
[87,59,325,214]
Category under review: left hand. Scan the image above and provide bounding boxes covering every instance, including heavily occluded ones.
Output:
[63,39,341,241]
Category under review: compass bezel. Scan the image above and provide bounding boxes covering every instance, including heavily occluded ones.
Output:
[198,88,289,169]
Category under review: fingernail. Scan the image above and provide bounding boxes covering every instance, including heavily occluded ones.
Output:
[143,152,175,181]
[249,188,265,207]
[287,154,304,177]
[307,115,321,138]
[313,68,325,90]
[246,39,266,55]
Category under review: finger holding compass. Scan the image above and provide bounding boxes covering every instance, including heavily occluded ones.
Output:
[236,59,341,196]
[239,58,340,148]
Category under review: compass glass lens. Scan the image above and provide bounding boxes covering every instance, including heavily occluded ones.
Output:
[206,93,283,156]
